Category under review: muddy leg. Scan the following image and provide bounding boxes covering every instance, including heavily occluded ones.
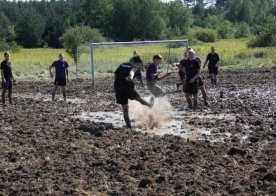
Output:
[200,85,208,106]
[193,94,198,110]
[1,88,6,104]
[185,93,193,109]
[122,104,131,128]
[62,86,66,101]
[8,89,12,104]
[52,85,58,101]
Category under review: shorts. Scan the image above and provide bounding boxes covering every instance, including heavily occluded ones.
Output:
[184,80,199,94]
[147,81,165,97]
[115,90,140,105]
[54,78,66,86]
[208,66,218,75]
[2,80,12,91]
[134,70,142,80]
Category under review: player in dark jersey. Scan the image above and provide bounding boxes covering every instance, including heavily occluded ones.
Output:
[1,52,15,104]
[204,46,220,87]
[129,50,145,88]
[49,53,69,101]
[146,54,170,97]
[114,56,154,128]
[181,49,201,109]
[173,50,208,107]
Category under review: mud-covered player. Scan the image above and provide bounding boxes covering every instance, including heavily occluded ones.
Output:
[114,56,154,128]
[49,53,69,101]
[182,49,201,109]
[204,46,220,87]
[1,52,15,105]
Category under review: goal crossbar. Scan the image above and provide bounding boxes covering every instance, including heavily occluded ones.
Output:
[90,39,189,88]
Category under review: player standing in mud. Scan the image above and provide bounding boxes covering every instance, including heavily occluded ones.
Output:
[1,52,15,105]
[173,49,208,107]
[182,49,201,109]
[129,50,145,88]
[114,56,154,128]
[49,53,69,102]
[146,54,170,97]
[204,46,220,87]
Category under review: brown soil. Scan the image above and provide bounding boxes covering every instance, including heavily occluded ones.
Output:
[0,68,275,195]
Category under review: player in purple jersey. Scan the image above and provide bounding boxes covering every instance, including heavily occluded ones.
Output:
[49,53,69,101]
[1,52,15,104]
[146,54,170,97]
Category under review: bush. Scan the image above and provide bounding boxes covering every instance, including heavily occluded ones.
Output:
[0,40,21,53]
[195,29,217,42]
[235,22,251,38]
[247,16,276,48]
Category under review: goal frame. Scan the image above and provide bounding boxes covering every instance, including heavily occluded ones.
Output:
[90,39,189,88]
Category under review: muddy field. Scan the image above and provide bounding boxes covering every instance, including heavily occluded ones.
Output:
[0,68,275,195]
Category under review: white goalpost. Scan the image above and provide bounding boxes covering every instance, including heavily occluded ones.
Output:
[90,39,189,89]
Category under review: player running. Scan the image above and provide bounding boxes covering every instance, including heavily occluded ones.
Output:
[114,56,154,128]
[204,46,220,87]
[129,50,145,88]
[146,54,170,97]
[182,49,201,110]
[49,53,69,102]
[1,52,15,105]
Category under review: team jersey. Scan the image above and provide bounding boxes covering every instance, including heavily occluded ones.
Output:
[52,60,69,79]
[114,63,135,92]
[0,60,12,81]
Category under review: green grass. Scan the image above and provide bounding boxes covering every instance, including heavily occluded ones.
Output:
[7,38,276,79]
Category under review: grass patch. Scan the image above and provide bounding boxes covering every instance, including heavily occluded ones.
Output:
[6,38,276,79]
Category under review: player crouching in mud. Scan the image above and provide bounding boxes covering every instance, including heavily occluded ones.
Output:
[114,56,154,128]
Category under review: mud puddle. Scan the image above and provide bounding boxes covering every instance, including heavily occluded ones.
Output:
[72,109,237,142]
[14,93,87,103]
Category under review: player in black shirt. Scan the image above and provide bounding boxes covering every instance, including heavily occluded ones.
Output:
[182,49,201,109]
[114,56,154,128]
[204,47,220,86]
[1,52,15,105]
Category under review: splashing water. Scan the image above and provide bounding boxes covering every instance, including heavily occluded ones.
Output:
[129,97,172,128]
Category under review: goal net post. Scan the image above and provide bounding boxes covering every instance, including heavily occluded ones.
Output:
[90,39,189,89]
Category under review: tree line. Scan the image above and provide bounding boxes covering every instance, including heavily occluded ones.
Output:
[1,0,276,49]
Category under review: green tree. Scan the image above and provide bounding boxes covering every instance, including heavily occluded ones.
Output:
[15,8,45,48]
[248,16,276,47]
[82,0,113,32]
[60,26,105,65]
[167,0,193,36]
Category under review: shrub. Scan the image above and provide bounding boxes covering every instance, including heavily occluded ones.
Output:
[195,29,217,42]
[247,16,276,48]
[235,22,251,38]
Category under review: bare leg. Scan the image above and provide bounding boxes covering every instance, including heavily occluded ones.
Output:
[193,94,198,110]
[209,73,214,86]
[8,89,12,104]
[185,93,193,109]
[200,85,208,106]
[122,104,131,128]
[52,85,58,101]
[2,89,6,104]
[62,86,66,101]
[214,74,217,86]
[136,96,154,108]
